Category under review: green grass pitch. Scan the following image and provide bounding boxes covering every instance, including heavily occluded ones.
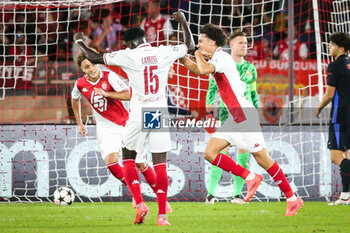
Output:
[0,202,348,233]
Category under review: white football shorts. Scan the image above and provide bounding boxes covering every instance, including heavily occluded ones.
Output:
[96,123,147,163]
[122,121,172,154]
[212,110,266,153]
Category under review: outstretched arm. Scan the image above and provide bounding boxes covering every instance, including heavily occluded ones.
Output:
[172,11,195,53]
[74,32,104,64]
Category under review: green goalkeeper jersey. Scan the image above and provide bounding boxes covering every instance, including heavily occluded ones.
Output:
[206,59,258,122]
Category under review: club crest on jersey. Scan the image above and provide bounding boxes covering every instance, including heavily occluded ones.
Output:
[101,81,107,90]
[143,110,161,129]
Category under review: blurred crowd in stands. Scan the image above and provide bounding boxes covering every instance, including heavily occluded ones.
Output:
[0,0,316,67]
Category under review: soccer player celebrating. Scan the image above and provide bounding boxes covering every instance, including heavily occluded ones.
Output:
[205,31,259,204]
[74,11,195,225]
[71,51,173,210]
[181,24,303,216]
[315,32,350,205]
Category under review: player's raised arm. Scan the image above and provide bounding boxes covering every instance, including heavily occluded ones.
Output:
[74,32,105,64]
[172,11,195,53]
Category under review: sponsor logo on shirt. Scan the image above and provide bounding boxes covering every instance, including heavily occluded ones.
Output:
[82,88,88,92]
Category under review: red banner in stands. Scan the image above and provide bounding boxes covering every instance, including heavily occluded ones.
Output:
[253,59,319,98]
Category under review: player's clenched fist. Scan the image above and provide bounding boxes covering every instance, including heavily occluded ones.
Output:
[172,11,186,24]
[74,32,86,43]
[78,124,88,136]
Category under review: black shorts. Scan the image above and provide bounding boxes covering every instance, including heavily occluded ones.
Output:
[327,123,350,151]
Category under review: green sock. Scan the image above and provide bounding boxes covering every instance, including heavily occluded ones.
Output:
[233,153,249,197]
[207,150,227,197]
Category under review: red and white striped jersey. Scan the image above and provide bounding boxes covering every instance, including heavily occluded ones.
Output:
[103,43,187,122]
[209,47,255,123]
[72,70,129,126]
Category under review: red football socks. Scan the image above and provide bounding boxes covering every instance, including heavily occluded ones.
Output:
[267,162,294,198]
[123,159,143,205]
[212,153,250,179]
[107,161,126,184]
[140,164,157,193]
[154,163,168,215]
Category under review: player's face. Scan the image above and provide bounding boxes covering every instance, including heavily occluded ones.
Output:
[147,3,159,19]
[230,36,248,57]
[81,59,100,80]
[197,34,213,54]
[329,42,343,57]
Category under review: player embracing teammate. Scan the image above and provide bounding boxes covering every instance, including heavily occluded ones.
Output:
[74,11,195,225]
[181,24,303,216]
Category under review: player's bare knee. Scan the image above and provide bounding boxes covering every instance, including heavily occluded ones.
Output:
[152,152,167,164]
[104,152,119,164]
[204,149,216,163]
[122,147,137,160]
[136,162,147,170]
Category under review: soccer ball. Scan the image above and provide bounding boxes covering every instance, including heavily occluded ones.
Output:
[53,187,75,205]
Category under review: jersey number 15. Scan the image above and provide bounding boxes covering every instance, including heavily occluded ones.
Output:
[144,65,159,95]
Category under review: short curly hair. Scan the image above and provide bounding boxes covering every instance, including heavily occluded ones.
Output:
[199,24,227,47]
[330,32,350,52]
[124,27,146,43]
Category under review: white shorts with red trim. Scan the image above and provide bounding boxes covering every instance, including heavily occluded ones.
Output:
[212,113,266,153]
[122,121,172,154]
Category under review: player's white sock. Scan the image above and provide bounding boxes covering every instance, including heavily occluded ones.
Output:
[287,195,297,202]
[339,192,350,200]
[245,173,255,181]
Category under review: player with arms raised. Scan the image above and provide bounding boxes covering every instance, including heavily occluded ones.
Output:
[74,11,195,225]
[71,51,173,211]
[181,24,303,216]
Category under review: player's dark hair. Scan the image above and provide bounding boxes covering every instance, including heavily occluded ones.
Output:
[229,31,246,42]
[124,27,146,43]
[329,32,350,52]
[76,47,98,67]
[199,24,227,47]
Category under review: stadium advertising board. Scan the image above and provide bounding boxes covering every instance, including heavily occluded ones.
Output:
[0,125,333,202]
